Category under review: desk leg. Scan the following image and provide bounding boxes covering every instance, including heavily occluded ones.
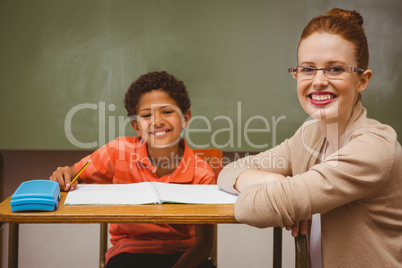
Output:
[273,227,282,268]
[8,223,18,268]
[99,223,108,268]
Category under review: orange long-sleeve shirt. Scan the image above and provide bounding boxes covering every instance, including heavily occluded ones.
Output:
[74,137,215,264]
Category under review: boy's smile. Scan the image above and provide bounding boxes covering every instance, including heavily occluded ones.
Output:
[151,129,171,137]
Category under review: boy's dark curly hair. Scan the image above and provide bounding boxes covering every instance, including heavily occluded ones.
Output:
[124,71,191,117]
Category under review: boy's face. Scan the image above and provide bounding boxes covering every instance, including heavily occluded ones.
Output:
[131,89,191,149]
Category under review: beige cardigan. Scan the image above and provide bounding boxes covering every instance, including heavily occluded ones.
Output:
[218,102,402,267]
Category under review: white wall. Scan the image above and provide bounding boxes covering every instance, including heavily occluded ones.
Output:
[0,151,295,268]
[218,224,295,268]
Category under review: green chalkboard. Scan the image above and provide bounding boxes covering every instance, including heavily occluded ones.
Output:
[0,0,401,152]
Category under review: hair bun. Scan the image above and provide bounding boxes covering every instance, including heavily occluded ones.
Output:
[327,8,364,27]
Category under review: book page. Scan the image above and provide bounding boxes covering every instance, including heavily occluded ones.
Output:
[152,182,238,204]
[64,182,159,205]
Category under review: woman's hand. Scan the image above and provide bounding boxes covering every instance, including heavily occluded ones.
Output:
[285,219,310,237]
[49,166,77,191]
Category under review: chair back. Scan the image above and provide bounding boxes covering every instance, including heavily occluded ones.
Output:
[295,233,309,268]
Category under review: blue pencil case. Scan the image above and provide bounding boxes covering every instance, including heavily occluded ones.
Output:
[10,180,61,212]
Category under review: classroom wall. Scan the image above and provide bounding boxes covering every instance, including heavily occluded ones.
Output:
[0,0,401,152]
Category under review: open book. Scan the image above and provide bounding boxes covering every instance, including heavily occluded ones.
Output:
[64,182,238,205]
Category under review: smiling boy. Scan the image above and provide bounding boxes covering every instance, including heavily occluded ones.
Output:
[50,71,216,268]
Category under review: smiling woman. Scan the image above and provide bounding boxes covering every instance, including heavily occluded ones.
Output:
[217,8,402,267]
[295,32,372,130]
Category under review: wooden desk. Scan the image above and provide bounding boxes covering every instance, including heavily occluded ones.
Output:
[1,192,237,268]
[0,192,237,224]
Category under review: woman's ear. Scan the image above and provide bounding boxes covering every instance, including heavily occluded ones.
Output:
[181,109,192,128]
[356,69,373,93]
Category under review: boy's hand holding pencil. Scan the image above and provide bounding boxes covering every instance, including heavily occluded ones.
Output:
[49,160,91,191]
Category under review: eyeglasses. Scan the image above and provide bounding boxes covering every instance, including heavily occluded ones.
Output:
[288,65,364,80]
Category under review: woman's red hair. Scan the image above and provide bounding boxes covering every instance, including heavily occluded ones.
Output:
[298,8,369,70]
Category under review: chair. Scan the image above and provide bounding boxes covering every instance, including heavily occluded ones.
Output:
[273,228,309,268]
[99,148,223,268]
[295,233,309,268]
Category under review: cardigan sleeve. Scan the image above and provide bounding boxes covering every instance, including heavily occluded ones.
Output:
[217,137,294,194]
[234,128,396,228]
